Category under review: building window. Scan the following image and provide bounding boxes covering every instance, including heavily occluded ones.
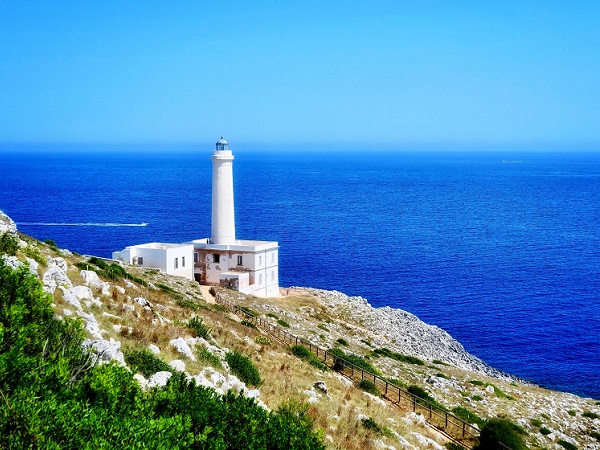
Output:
[237,255,243,266]
[259,273,263,285]
[213,253,220,263]
[194,252,198,263]
[136,257,144,265]
[182,256,185,267]
[259,256,262,267]
[174,258,179,269]
[271,270,274,281]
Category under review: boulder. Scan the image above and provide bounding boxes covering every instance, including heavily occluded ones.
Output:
[26,257,39,275]
[148,344,161,354]
[59,287,83,311]
[169,360,186,372]
[146,371,173,389]
[82,338,125,365]
[48,257,68,272]
[0,210,17,235]
[43,266,72,294]
[169,338,196,361]
[71,285,94,301]
[81,270,111,295]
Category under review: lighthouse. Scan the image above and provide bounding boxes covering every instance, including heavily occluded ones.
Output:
[189,137,280,297]
[211,137,236,245]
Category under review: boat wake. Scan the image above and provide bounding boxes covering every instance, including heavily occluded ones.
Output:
[17,222,148,227]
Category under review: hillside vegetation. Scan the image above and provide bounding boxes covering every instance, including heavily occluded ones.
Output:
[1,214,599,450]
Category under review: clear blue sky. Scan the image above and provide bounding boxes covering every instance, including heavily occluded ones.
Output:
[1,1,599,145]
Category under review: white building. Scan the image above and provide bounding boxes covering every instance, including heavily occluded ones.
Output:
[112,242,194,280]
[189,137,280,298]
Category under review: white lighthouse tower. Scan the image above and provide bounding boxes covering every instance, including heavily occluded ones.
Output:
[189,137,280,298]
[211,137,236,245]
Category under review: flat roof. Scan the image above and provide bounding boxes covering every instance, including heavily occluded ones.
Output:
[188,238,279,252]
[128,242,193,250]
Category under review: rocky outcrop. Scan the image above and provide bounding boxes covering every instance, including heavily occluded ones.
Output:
[296,288,516,380]
[0,210,17,235]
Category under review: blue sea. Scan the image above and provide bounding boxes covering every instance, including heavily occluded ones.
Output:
[1,143,599,399]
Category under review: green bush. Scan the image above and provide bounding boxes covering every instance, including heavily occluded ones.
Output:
[0,259,325,449]
[557,440,578,450]
[0,233,19,255]
[226,350,261,387]
[266,312,279,319]
[372,347,424,366]
[196,346,222,368]
[187,316,211,340]
[360,416,393,437]
[123,347,172,377]
[358,379,381,396]
[530,418,542,427]
[589,431,600,441]
[291,345,328,371]
[176,297,200,310]
[156,283,177,294]
[335,338,348,346]
[583,410,600,419]
[240,319,257,329]
[44,239,59,250]
[317,324,329,332]
[254,335,273,345]
[277,319,290,328]
[360,339,372,347]
[472,395,484,401]
[567,409,577,417]
[408,385,437,405]
[475,418,527,450]
[470,380,486,386]
[433,359,449,366]
[452,406,485,428]
[23,244,47,266]
[540,427,551,435]
[239,306,259,317]
[330,348,381,375]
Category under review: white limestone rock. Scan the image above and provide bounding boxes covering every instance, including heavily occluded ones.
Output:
[80,270,111,295]
[169,360,186,372]
[411,432,444,450]
[134,297,152,308]
[148,344,161,354]
[0,210,17,235]
[78,311,103,339]
[43,266,72,294]
[114,285,126,294]
[169,338,196,361]
[133,374,148,389]
[82,338,125,365]
[59,287,83,311]
[25,257,39,275]
[71,285,94,301]
[1,255,22,270]
[48,257,68,272]
[63,308,73,316]
[146,371,173,389]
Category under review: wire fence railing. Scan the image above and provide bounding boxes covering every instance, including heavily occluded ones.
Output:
[209,288,486,448]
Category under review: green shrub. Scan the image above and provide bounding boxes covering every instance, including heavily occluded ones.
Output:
[360,417,393,437]
[360,339,372,347]
[452,406,485,428]
[530,418,542,427]
[196,346,222,368]
[540,427,551,435]
[0,232,19,255]
[470,380,486,386]
[557,440,578,450]
[212,304,229,313]
[123,347,172,377]
[266,312,278,319]
[384,377,407,389]
[433,359,449,366]
[277,319,290,328]
[583,410,600,419]
[156,283,177,294]
[472,395,484,401]
[291,345,328,371]
[358,379,381,397]
[475,418,527,450]
[372,348,424,366]
[254,335,273,345]
[0,259,325,449]
[176,297,200,311]
[540,412,551,420]
[335,338,348,346]
[408,385,437,405]
[589,431,600,441]
[567,409,577,417]
[226,350,261,387]
[239,306,259,317]
[317,324,329,332]
[330,348,381,375]
[44,239,59,250]
[445,443,466,450]
[23,244,47,266]
[436,372,449,379]
[187,317,211,340]
[240,319,257,329]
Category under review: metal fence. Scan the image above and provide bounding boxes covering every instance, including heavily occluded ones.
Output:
[210,288,481,449]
